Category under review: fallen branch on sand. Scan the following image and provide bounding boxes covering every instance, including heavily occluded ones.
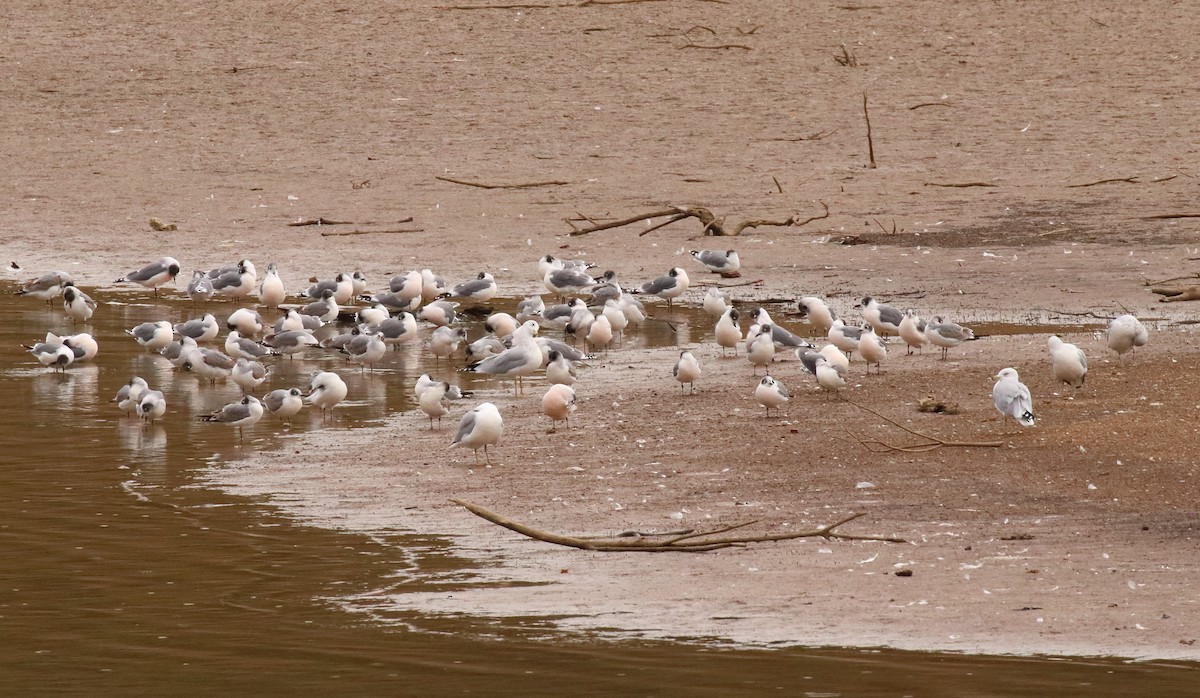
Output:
[923,182,997,188]
[844,397,1003,453]
[319,228,425,237]
[1150,285,1200,302]
[435,176,570,189]
[288,217,356,226]
[452,499,905,552]
[567,201,829,237]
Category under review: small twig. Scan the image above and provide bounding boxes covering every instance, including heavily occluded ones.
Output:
[769,128,839,143]
[1141,273,1200,286]
[319,228,425,237]
[772,176,783,194]
[1142,213,1200,220]
[680,40,753,51]
[862,93,876,168]
[637,213,692,237]
[908,102,953,110]
[287,217,356,226]
[923,182,997,188]
[1067,176,1140,188]
[436,175,570,189]
[691,278,764,289]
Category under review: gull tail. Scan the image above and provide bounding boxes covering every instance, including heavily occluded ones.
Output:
[1017,410,1036,427]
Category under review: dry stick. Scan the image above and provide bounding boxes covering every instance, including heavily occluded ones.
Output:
[842,396,1003,452]
[862,93,876,169]
[1142,213,1200,220]
[923,182,997,188]
[681,40,752,50]
[435,175,569,189]
[731,201,831,235]
[769,128,839,142]
[691,278,764,289]
[908,102,953,110]
[1142,273,1200,286]
[288,217,356,226]
[451,499,906,552]
[637,213,692,237]
[772,176,784,194]
[319,228,425,237]
[1067,176,1140,188]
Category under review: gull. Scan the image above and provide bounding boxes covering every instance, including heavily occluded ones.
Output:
[351,271,369,296]
[369,288,421,313]
[672,350,701,394]
[601,299,628,343]
[467,321,542,394]
[61,284,96,323]
[1107,314,1148,359]
[827,319,863,357]
[186,270,215,304]
[162,336,199,368]
[691,249,740,275]
[301,272,354,305]
[819,343,850,373]
[814,355,848,396]
[298,288,339,323]
[617,294,647,326]
[429,326,467,364]
[1048,335,1087,392]
[543,267,596,299]
[858,325,887,374]
[200,395,264,438]
[184,348,237,384]
[860,296,903,336]
[225,330,275,360]
[320,326,361,351]
[16,270,72,303]
[112,376,150,416]
[898,309,929,355]
[534,300,573,331]
[589,271,622,306]
[703,286,730,318]
[225,307,263,336]
[450,271,497,304]
[465,335,505,363]
[515,295,545,324]
[752,308,814,350]
[341,332,387,372]
[417,299,458,327]
[546,349,577,386]
[639,267,690,310]
[747,325,775,375]
[274,309,323,333]
[564,299,595,342]
[715,307,742,356]
[450,402,503,465]
[420,269,449,304]
[364,312,419,350]
[537,338,587,364]
[307,371,348,421]
[127,320,174,352]
[414,373,468,401]
[51,332,99,362]
[231,358,270,393]
[173,314,220,343]
[418,380,452,429]
[138,390,167,424]
[797,296,836,335]
[115,257,180,296]
[538,254,594,278]
[586,314,614,352]
[25,340,73,372]
[924,316,975,360]
[356,303,390,326]
[257,263,286,309]
[542,384,577,431]
[993,368,1036,429]
[484,312,518,338]
[755,376,789,416]
[262,329,319,357]
[263,387,304,423]
[210,260,257,299]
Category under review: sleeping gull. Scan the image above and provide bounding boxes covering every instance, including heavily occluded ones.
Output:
[993,368,1035,429]
[115,257,180,297]
[702,286,730,318]
[672,350,701,393]
[61,284,96,323]
[1048,335,1087,392]
[263,387,304,423]
[183,348,237,384]
[60,332,99,362]
[162,336,199,368]
[210,260,257,299]
[231,358,270,393]
[225,330,276,360]
[225,307,263,336]
[357,303,391,327]
[924,316,974,360]
[262,329,319,357]
[365,312,419,350]
[128,320,174,352]
[860,296,903,336]
[755,376,789,416]
[429,326,467,364]
[484,312,519,338]
[450,271,498,304]
[1107,314,1148,359]
[542,384,577,431]
[200,395,264,438]
[450,402,504,464]
[546,349,577,386]
[543,267,596,299]
[586,314,614,352]
[420,268,449,303]
[691,249,740,275]
[418,299,458,327]
[814,355,848,396]
[174,314,220,343]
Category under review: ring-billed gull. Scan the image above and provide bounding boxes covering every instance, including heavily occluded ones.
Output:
[924,316,974,361]
[898,309,929,355]
[747,325,775,375]
[639,267,690,310]
[138,390,166,424]
[993,368,1035,428]
[61,284,96,323]
[1047,335,1087,392]
[419,381,452,429]
[797,296,836,335]
[263,387,304,422]
[186,270,215,304]
[542,384,577,431]
[860,296,903,336]
[200,395,264,438]
[1107,314,1148,359]
[451,402,503,465]
[673,350,701,394]
[112,377,150,416]
[715,307,742,356]
[307,371,348,421]
[115,257,180,297]
[691,249,740,275]
[257,263,286,309]
[755,376,789,416]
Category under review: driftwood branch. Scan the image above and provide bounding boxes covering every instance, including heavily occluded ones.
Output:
[1142,273,1200,286]
[451,499,905,552]
[844,397,1003,452]
[862,93,876,168]
[436,176,569,189]
[1151,285,1200,302]
[569,202,829,237]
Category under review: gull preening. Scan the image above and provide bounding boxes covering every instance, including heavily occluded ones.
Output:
[861,296,903,336]
[115,257,180,296]
[419,381,452,429]
[993,368,1035,429]
[138,390,167,424]
[797,296,836,335]
[1047,335,1087,392]
[898,309,929,355]
[1107,314,1148,359]
[307,371,348,421]
[542,384,577,431]
[113,376,150,416]
[16,270,72,303]
[715,307,742,356]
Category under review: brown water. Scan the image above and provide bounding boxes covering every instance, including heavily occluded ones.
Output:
[2,283,1195,696]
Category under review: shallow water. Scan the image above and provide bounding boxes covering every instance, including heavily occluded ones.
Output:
[2,282,1195,695]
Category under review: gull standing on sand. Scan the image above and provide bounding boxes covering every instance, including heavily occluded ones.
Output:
[860,296,903,336]
[307,371,348,420]
[115,257,180,297]
[542,384,577,430]
[797,296,836,336]
[263,387,304,422]
[200,395,264,438]
[127,321,173,351]
[691,249,740,275]
[755,376,789,416]
[858,325,887,374]
[1107,314,1148,359]
[61,284,96,323]
[993,368,1036,429]
[1047,335,1087,392]
[924,316,974,360]
[747,325,776,374]
[186,270,215,304]
[418,381,452,429]
[898,309,929,355]
[138,390,167,424]
[715,307,742,356]
[174,314,220,343]
[16,270,72,303]
[814,355,848,396]
[451,402,503,464]
[639,267,689,310]
[827,319,863,357]
[673,350,701,393]
[113,377,149,416]
[258,263,286,309]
